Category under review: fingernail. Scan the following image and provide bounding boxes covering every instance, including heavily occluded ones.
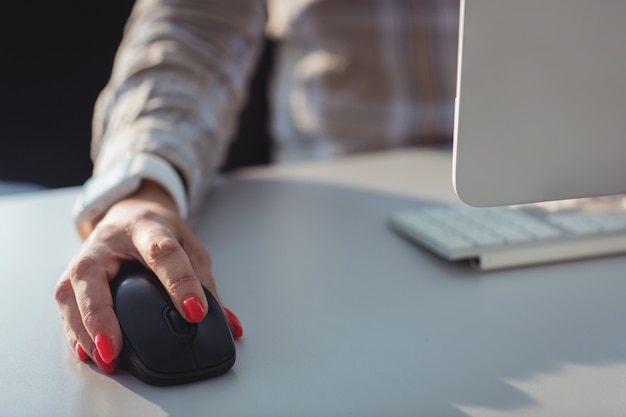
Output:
[95,332,114,364]
[223,307,243,339]
[75,343,89,361]
[182,296,205,323]
[93,348,116,374]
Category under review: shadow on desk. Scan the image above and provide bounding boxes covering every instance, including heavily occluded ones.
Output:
[64,179,626,416]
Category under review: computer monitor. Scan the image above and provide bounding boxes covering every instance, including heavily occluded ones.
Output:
[452,0,626,207]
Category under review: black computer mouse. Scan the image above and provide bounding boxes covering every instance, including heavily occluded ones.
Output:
[110,262,236,386]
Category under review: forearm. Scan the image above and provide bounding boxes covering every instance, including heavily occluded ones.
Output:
[91,0,267,213]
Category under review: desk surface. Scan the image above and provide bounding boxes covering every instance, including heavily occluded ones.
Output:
[2,148,626,417]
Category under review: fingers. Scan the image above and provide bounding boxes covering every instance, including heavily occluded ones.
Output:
[75,342,90,361]
[132,221,209,323]
[57,282,95,361]
[183,232,219,302]
[130,214,244,337]
[71,255,122,360]
[56,195,240,378]
[55,252,122,374]
[223,307,244,339]
[181,236,244,339]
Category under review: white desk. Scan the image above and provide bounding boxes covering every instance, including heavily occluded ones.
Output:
[2,148,626,417]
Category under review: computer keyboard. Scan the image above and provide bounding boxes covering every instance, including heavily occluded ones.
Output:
[388,197,626,270]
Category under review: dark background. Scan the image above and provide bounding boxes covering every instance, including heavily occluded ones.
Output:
[0,1,272,189]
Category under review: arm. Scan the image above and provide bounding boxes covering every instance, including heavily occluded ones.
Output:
[92,0,267,213]
[56,0,265,373]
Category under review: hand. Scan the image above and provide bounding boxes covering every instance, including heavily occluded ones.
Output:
[55,181,242,374]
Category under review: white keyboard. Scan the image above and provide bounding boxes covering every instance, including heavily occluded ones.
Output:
[389,198,626,270]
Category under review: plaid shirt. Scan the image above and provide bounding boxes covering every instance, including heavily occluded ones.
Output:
[92,0,459,210]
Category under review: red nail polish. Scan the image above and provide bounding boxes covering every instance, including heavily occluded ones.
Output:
[182,296,205,323]
[95,332,114,364]
[76,343,89,361]
[93,349,116,374]
[223,307,243,339]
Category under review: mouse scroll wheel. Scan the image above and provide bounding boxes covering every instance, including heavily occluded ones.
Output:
[164,307,196,338]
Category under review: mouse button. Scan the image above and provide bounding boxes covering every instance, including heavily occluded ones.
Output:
[163,307,196,338]
[112,276,197,374]
[121,306,198,374]
[193,316,235,369]
[187,286,235,370]
[112,277,166,329]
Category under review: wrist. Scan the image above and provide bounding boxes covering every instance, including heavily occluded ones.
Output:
[73,153,189,238]
[127,180,179,212]
[76,180,179,238]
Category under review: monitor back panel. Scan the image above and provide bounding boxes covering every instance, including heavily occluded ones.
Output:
[453,0,626,206]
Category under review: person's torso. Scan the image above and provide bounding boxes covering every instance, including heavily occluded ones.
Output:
[266,0,460,161]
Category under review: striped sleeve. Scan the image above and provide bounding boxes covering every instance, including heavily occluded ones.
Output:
[91,0,267,213]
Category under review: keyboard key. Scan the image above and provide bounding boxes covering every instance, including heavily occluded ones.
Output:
[389,202,626,269]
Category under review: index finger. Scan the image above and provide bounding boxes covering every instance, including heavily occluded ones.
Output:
[132,224,208,323]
